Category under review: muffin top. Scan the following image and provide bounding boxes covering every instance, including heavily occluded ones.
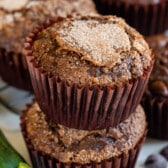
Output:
[24,102,146,164]
[32,15,152,86]
[0,0,97,53]
[146,34,168,98]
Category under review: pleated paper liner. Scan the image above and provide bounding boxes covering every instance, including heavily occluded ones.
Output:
[141,96,168,140]
[21,110,147,168]
[24,140,144,168]
[0,47,33,91]
[93,0,168,36]
[25,17,154,130]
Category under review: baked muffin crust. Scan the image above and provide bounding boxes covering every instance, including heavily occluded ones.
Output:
[32,15,152,86]
[24,103,146,164]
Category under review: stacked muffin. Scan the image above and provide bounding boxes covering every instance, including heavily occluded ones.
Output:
[0,0,97,91]
[21,15,154,167]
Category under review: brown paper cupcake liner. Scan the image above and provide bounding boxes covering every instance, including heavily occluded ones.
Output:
[21,112,147,168]
[141,96,168,140]
[0,47,33,91]
[25,18,153,130]
[93,0,168,36]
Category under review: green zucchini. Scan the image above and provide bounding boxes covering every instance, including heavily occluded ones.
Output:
[0,129,30,168]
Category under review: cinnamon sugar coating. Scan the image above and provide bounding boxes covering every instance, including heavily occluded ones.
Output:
[24,103,146,164]
[32,15,152,86]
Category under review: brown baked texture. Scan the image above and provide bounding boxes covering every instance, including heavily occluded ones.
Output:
[93,0,168,36]
[0,48,32,90]
[25,15,154,130]
[21,102,147,168]
[141,34,168,140]
[0,0,97,91]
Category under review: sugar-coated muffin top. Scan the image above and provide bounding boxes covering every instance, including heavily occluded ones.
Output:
[146,34,168,98]
[32,15,152,86]
[24,102,146,164]
[0,0,97,53]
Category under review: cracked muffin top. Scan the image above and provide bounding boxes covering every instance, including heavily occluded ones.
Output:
[23,102,146,164]
[0,0,97,54]
[31,15,152,86]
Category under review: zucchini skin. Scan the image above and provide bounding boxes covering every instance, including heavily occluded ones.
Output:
[0,130,30,168]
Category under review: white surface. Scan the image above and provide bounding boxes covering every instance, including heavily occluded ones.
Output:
[0,78,167,168]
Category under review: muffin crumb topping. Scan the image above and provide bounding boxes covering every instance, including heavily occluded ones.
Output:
[0,0,28,11]
[32,15,152,86]
[24,103,146,164]
[58,19,131,67]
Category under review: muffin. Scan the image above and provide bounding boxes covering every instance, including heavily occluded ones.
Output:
[93,0,168,36]
[25,15,153,130]
[0,0,97,91]
[21,102,147,168]
[141,34,168,140]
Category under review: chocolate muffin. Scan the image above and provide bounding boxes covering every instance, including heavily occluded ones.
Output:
[0,0,97,91]
[25,15,153,130]
[93,0,168,36]
[21,102,147,168]
[141,34,168,140]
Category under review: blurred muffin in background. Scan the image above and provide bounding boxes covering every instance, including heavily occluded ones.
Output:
[0,0,97,91]
[141,34,168,140]
[93,0,168,36]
